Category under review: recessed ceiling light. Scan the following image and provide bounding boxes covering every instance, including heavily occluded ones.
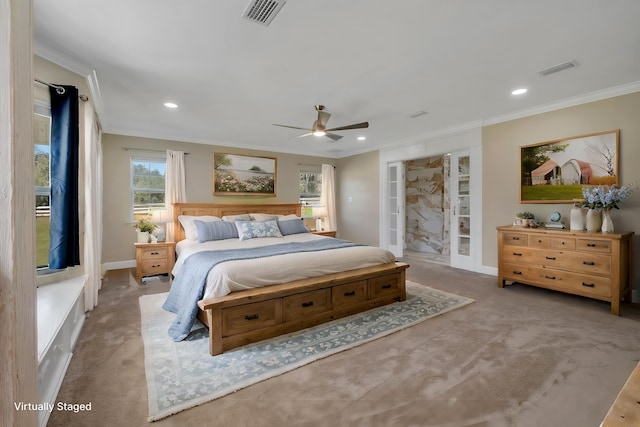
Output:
[511,88,528,95]
[357,136,366,141]
[164,102,178,109]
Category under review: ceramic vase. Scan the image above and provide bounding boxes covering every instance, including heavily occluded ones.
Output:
[569,205,585,231]
[585,209,602,232]
[137,231,151,243]
[601,210,614,233]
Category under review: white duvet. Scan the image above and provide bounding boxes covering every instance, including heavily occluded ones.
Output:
[173,233,396,300]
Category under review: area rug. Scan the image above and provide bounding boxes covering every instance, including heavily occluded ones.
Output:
[140,281,474,421]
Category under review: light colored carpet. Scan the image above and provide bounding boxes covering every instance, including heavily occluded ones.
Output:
[140,281,474,421]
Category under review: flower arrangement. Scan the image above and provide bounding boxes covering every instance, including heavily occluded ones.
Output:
[516,211,535,219]
[582,182,636,210]
[135,217,158,233]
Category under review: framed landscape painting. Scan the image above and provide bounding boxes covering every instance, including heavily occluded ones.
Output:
[213,153,276,196]
[519,130,619,204]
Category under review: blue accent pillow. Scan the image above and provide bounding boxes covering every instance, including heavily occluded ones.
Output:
[194,220,239,243]
[278,218,309,236]
[235,219,283,241]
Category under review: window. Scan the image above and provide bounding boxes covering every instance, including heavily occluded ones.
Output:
[131,157,166,220]
[299,169,322,206]
[34,111,51,269]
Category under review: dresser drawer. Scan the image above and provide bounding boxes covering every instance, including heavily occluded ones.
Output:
[140,247,168,260]
[283,289,331,322]
[551,237,576,250]
[502,246,538,264]
[369,274,402,299]
[529,236,551,249]
[222,299,282,336]
[578,238,612,253]
[540,251,611,276]
[140,259,168,274]
[503,232,529,246]
[503,262,611,297]
[332,280,368,307]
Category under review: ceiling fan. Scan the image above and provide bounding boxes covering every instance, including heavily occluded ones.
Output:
[273,105,369,142]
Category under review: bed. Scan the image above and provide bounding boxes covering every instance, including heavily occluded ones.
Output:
[169,202,409,356]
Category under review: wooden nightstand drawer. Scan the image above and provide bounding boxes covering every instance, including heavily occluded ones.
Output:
[312,230,336,237]
[332,280,368,307]
[283,289,331,322]
[140,259,168,275]
[140,247,168,260]
[222,299,282,336]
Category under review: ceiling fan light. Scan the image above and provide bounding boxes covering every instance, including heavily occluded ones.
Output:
[313,130,326,136]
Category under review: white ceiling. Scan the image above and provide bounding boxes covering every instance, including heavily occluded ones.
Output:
[33,0,640,158]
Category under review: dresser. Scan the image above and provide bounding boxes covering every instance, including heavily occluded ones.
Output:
[497,226,633,315]
[134,241,176,284]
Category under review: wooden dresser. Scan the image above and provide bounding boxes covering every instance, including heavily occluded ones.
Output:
[497,226,633,315]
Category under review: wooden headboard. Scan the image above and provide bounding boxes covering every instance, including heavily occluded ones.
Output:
[172,203,302,242]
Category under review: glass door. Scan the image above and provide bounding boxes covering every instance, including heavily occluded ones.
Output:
[450,152,473,269]
[387,161,404,257]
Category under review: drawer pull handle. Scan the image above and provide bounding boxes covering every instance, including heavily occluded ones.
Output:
[152,264,161,268]
[545,256,556,260]
[344,291,356,297]
[513,271,522,275]
[582,282,595,288]
[561,242,565,245]
[587,243,596,247]
[151,251,159,255]
[245,314,259,321]
[583,261,595,266]
[301,301,314,308]
[512,237,520,240]
[545,275,556,280]
[381,284,392,289]
[513,252,522,256]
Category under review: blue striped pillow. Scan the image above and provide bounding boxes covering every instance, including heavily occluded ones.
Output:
[194,220,238,243]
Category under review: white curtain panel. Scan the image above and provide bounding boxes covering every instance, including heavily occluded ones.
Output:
[83,101,103,311]
[165,150,187,242]
[321,164,337,231]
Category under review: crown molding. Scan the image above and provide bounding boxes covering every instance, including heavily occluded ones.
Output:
[33,37,92,76]
[482,81,640,127]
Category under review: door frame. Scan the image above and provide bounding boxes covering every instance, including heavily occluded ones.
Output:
[379,127,483,272]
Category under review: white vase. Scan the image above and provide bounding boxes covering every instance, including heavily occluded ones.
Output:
[569,205,585,231]
[585,209,601,232]
[137,231,150,243]
[601,210,614,233]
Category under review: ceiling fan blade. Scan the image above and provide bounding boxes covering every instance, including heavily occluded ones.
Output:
[318,111,331,127]
[273,124,312,131]
[298,132,313,138]
[326,121,369,132]
[325,133,343,142]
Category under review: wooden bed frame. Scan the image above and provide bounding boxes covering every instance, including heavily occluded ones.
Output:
[173,203,409,356]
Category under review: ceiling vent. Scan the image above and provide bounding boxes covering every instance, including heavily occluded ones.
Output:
[242,0,286,26]
[539,60,578,76]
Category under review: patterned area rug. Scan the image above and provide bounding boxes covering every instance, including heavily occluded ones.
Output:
[140,282,474,421]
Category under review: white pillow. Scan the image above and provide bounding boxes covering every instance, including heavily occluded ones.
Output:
[250,213,280,221]
[221,214,252,222]
[279,214,301,220]
[178,215,221,241]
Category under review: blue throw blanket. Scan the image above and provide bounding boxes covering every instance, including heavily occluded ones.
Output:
[163,239,360,341]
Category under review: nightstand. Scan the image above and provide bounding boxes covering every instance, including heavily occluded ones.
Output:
[312,230,336,238]
[134,241,176,284]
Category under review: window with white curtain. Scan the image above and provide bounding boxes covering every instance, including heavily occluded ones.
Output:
[131,157,166,220]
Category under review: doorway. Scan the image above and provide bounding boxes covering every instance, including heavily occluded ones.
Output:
[404,155,450,265]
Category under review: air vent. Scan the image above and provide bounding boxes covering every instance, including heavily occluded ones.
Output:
[242,0,286,26]
[539,60,578,76]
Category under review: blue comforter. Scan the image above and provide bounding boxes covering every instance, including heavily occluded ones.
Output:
[163,238,359,341]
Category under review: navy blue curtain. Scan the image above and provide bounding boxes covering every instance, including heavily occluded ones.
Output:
[49,85,80,269]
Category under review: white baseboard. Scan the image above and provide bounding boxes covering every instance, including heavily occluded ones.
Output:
[103,260,136,271]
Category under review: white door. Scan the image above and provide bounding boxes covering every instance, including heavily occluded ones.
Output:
[387,161,404,257]
[450,152,474,270]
